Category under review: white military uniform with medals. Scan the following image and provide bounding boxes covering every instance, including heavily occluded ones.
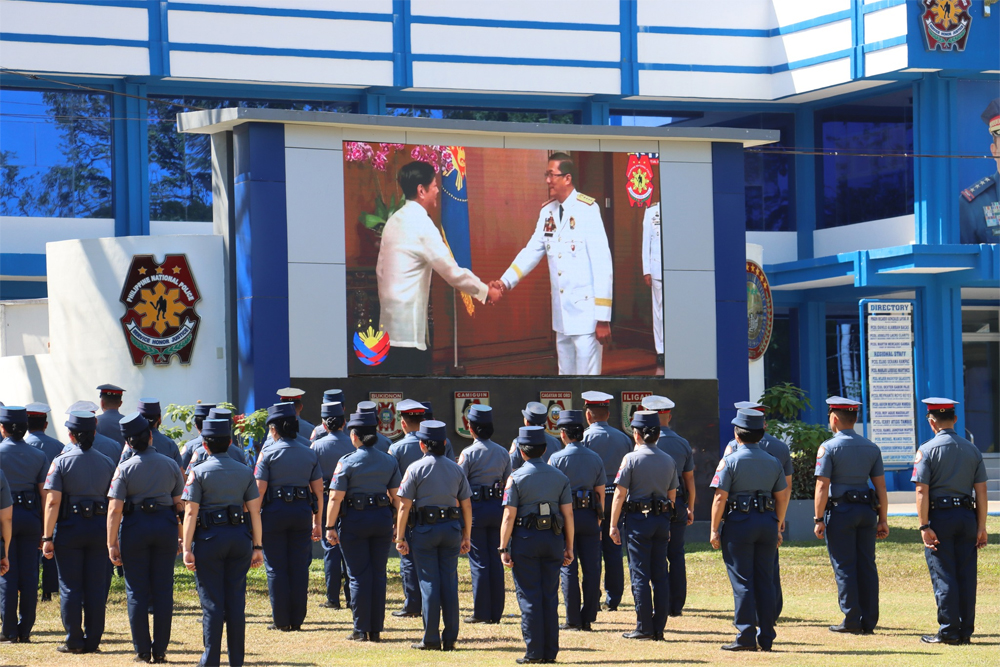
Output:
[641,202,663,355]
[377,200,489,351]
[501,189,613,375]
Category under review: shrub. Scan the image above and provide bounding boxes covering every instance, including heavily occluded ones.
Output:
[759,383,831,500]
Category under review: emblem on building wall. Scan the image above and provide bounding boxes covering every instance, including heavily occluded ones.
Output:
[454,391,489,439]
[370,391,403,440]
[920,0,972,51]
[747,260,773,361]
[625,153,657,207]
[119,254,201,366]
[540,391,572,437]
[621,391,652,431]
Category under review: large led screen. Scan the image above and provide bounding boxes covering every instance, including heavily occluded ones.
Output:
[344,143,667,376]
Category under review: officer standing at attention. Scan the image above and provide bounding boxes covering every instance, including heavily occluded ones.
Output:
[814,396,888,635]
[395,420,473,651]
[40,411,116,655]
[310,389,345,441]
[0,406,48,644]
[25,402,64,603]
[388,399,432,619]
[120,399,183,467]
[277,388,315,441]
[640,202,664,365]
[643,395,695,618]
[356,401,393,453]
[510,402,562,470]
[311,402,354,610]
[580,390,632,612]
[499,425,574,665]
[419,402,456,460]
[64,401,123,462]
[106,412,185,664]
[181,418,264,667]
[180,404,216,471]
[458,404,511,625]
[724,401,792,618]
[549,410,605,632]
[912,397,989,645]
[325,411,401,642]
[254,403,323,632]
[710,409,788,652]
[186,409,247,472]
[608,410,677,641]
[96,384,126,447]
[1,470,11,577]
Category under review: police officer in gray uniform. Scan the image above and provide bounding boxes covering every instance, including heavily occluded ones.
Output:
[609,410,677,641]
[395,420,473,651]
[40,411,116,655]
[499,425,574,665]
[96,384,126,447]
[276,388,315,441]
[419,402,456,460]
[186,409,247,472]
[180,404,216,471]
[181,417,264,667]
[120,399,183,468]
[356,401,393,453]
[310,389,345,441]
[581,390,632,612]
[510,402,562,471]
[458,404,511,625]
[311,402,353,609]
[725,401,792,618]
[24,402,64,602]
[63,401,123,462]
[912,397,989,645]
[549,410,605,632]
[710,409,788,652]
[814,396,888,635]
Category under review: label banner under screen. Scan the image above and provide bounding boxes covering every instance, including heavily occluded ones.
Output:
[864,301,917,468]
[343,143,671,377]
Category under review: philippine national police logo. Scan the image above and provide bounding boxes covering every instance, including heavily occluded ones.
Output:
[920,0,972,52]
[119,254,201,366]
[746,260,773,361]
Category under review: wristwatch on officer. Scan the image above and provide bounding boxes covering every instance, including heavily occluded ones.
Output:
[324,526,337,531]
[252,545,263,551]
[394,538,405,544]
[919,524,931,531]
[813,517,823,524]
[497,547,510,554]
[41,536,53,542]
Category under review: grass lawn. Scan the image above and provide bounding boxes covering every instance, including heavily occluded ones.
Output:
[5,516,997,666]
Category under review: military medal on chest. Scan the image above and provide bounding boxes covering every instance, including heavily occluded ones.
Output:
[544,214,556,235]
[985,202,1000,231]
[569,216,576,230]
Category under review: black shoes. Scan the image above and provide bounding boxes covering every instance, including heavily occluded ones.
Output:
[721,642,757,651]
[368,632,381,643]
[921,634,963,645]
[267,624,293,631]
[347,631,368,641]
[465,616,489,624]
[56,644,85,654]
[393,609,421,618]
[516,659,546,665]
[320,600,341,609]
[442,643,455,651]
[559,623,581,631]
[151,655,166,664]
[134,654,152,663]
[829,624,864,635]
[41,592,53,602]
[0,636,18,644]
[411,641,441,650]
[668,611,683,617]
[622,630,655,640]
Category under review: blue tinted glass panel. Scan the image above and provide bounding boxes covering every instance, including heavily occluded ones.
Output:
[0,88,112,218]
[388,106,576,124]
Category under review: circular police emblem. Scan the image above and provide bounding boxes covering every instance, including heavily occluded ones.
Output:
[747,261,773,360]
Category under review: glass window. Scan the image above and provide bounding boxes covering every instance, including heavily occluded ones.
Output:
[387,106,576,124]
[148,98,354,222]
[763,309,795,388]
[0,87,112,218]
[826,314,862,401]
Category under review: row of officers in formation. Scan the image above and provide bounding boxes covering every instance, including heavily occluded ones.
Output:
[0,384,989,665]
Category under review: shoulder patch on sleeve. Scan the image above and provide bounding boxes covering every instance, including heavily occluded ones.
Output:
[187,471,196,485]
[716,459,726,472]
[576,192,596,206]
[48,461,58,475]
[334,461,343,475]
[112,467,121,482]
[914,450,923,464]
[817,446,826,459]
[505,476,514,489]
[723,445,733,457]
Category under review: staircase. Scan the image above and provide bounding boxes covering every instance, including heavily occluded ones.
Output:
[985,453,1000,502]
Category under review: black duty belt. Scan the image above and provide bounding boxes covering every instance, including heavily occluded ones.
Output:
[471,484,503,501]
[198,505,246,528]
[343,492,390,512]
[726,493,775,514]
[930,495,975,510]
[572,489,597,510]
[514,513,562,534]
[827,489,879,511]
[626,497,673,516]
[12,490,38,511]
[123,498,173,515]
[269,486,310,503]
[415,505,461,525]
[66,500,108,519]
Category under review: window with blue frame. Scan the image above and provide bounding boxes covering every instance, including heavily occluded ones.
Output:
[817,95,913,229]
[148,98,354,222]
[388,106,576,124]
[827,314,862,402]
[0,87,112,218]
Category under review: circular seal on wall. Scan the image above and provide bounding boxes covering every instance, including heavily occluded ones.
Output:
[747,260,773,360]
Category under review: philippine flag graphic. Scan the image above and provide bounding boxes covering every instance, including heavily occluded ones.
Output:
[354,326,390,366]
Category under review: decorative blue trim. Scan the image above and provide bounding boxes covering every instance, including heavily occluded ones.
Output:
[392,0,412,88]
[794,108,816,259]
[851,0,864,80]
[166,2,391,22]
[912,74,959,244]
[408,14,619,32]
[411,53,618,69]
[0,253,46,277]
[148,1,168,78]
[638,9,852,38]
[620,0,637,97]
[860,0,907,13]
[798,301,827,424]
[12,0,147,8]
[637,49,852,75]
[112,81,148,237]
[0,280,47,300]
[862,35,907,53]
[0,33,148,49]
[168,42,393,61]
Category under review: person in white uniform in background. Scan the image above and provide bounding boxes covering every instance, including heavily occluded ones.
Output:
[641,202,663,366]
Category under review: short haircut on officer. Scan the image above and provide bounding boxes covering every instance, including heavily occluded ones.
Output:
[586,405,610,421]
[548,151,575,183]
[734,426,765,444]
[401,413,424,429]
[829,408,858,426]
[469,422,493,441]
[397,160,437,199]
[560,424,585,442]
[205,436,230,454]
[928,409,957,423]
[520,444,546,459]
[27,414,46,431]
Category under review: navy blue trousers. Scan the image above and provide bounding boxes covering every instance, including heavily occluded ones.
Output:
[511,527,563,662]
[411,520,462,646]
[823,503,879,631]
[469,498,504,623]
[399,524,421,614]
[119,508,177,656]
[600,494,625,608]
[721,510,778,649]
[41,551,59,596]
[261,499,313,628]
[339,506,393,633]
[320,496,350,606]
[667,499,688,615]
[926,507,978,640]
[54,515,110,651]
[561,508,602,627]
[193,523,252,667]
[0,505,41,640]
[624,512,671,636]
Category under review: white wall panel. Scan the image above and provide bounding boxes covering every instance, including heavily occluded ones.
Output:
[638,0,771,31]
[412,61,620,95]
[168,10,392,53]
[772,0,850,27]
[658,142,712,163]
[864,4,908,43]
[659,162,715,272]
[1,1,147,40]
[502,136,601,151]
[0,41,149,76]
[288,263,347,378]
[411,0,619,25]
[169,51,393,86]
[640,69,773,100]
[662,270,717,379]
[403,131,504,148]
[747,231,798,264]
[0,217,115,254]
[866,44,907,76]
[774,57,851,97]
[285,147,344,265]
[170,0,392,12]
[777,19,852,63]
[411,24,619,61]
[814,215,915,257]
[149,222,213,235]
[285,125,344,150]
[639,33,771,67]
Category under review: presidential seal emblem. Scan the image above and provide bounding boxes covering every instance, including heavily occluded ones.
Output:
[119,254,201,366]
[747,260,773,361]
[920,0,972,52]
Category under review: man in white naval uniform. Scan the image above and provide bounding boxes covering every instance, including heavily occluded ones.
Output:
[377,161,500,371]
[641,202,664,365]
[495,153,614,375]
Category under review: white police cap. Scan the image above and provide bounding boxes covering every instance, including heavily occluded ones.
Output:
[66,400,100,414]
[25,402,51,414]
[641,395,675,411]
[581,391,613,405]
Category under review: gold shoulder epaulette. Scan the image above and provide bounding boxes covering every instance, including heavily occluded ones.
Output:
[576,193,596,206]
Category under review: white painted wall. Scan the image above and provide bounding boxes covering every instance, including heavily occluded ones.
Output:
[0,299,48,357]
[747,231,798,265]
[813,214,915,257]
[0,235,229,441]
[0,217,116,255]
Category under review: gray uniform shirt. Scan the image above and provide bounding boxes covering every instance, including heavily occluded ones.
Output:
[583,421,633,486]
[615,444,678,500]
[726,432,793,477]
[911,428,988,499]
[0,437,48,492]
[549,441,606,492]
[187,443,246,473]
[253,438,321,487]
[182,452,259,510]
[389,434,424,478]
[398,454,472,508]
[312,430,354,483]
[1,470,13,509]
[510,432,562,470]
[26,431,64,465]
[503,459,572,518]
[180,435,202,471]
[298,418,315,441]
[331,446,402,495]
[62,431,122,463]
[43,446,116,504]
[459,438,511,488]
[108,449,184,505]
[712,442,786,496]
[815,429,884,497]
[97,409,125,446]
[657,427,695,494]
[120,429,183,467]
